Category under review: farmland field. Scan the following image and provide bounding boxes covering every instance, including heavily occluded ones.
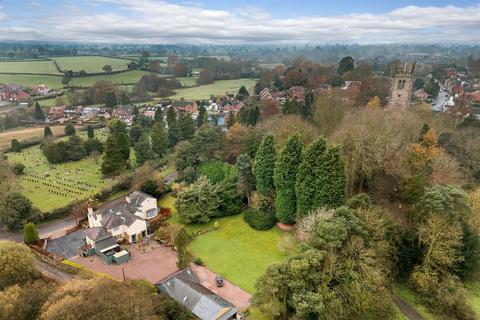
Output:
[0,60,61,74]
[54,56,131,73]
[4,128,119,212]
[69,70,156,87]
[0,74,63,89]
[0,125,67,152]
[169,78,257,100]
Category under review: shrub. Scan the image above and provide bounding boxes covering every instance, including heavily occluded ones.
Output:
[159,207,172,218]
[23,222,39,244]
[243,208,276,230]
[193,257,204,266]
[12,163,25,175]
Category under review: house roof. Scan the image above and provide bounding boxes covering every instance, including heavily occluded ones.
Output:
[157,268,237,320]
[96,198,142,229]
[84,227,110,241]
[128,190,152,206]
[173,101,195,108]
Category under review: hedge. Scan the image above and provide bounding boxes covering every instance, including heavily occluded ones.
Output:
[243,208,276,230]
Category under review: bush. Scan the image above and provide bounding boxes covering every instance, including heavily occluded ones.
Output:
[193,257,204,266]
[243,208,276,230]
[12,163,25,175]
[23,222,39,244]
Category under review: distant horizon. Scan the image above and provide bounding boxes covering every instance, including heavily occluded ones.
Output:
[1,1,480,44]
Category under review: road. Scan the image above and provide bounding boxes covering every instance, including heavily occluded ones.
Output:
[0,216,77,242]
[432,83,449,112]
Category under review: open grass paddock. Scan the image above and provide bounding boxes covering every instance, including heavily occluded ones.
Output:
[54,56,131,73]
[5,128,116,212]
[0,60,62,74]
[70,70,161,87]
[168,78,257,100]
[0,74,63,89]
[159,194,286,293]
[0,125,68,152]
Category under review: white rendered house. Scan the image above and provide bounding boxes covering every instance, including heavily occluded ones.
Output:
[87,191,158,243]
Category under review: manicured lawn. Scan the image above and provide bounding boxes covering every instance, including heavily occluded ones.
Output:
[0,60,62,74]
[54,56,131,73]
[0,74,63,89]
[69,70,162,87]
[169,78,257,100]
[5,128,126,212]
[159,194,286,293]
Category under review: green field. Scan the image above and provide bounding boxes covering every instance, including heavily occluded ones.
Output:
[169,78,257,100]
[0,74,63,89]
[0,60,61,74]
[54,56,131,73]
[176,76,199,87]
[69,70,156,87]
[159,194,286,293]
[5,128,118,212]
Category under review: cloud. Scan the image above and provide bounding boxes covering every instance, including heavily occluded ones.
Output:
[0,5,6,21]
[1,1,480,43]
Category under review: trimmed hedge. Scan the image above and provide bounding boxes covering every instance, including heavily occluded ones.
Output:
[243,208,276,230]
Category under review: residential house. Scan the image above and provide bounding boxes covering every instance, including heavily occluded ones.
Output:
[144,105,160,118]
[173,101,198,114]
[87,191,158,244]
[157,268,238,320]
[259,87,273,101]
[0,84,29,102]
[64,106,83,119]
[287,86,305,103]
[112,105,134,124]
[82,107,100,119]
[414,89,429,101]
[33,84,50,96]
[48,105,65,121]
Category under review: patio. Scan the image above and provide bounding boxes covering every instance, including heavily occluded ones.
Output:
[70,242,178,283]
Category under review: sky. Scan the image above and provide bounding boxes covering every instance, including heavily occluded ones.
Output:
[0,0,480,44]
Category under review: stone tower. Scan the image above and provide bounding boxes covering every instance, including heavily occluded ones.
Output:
[387,62,416,111]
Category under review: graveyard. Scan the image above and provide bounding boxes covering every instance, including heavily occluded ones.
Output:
[5,128,119,212]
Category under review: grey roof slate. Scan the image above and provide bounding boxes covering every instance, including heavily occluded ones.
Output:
[156,268,237,320]
[95,192,148,229]
[83,227,110,241]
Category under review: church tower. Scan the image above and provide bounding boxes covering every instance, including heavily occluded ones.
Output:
[387,62,416,111]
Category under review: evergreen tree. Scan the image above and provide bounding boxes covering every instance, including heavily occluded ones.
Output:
[274,134,303,224]
[166,105,176,128]
[105,91,117,108]
[87,125,94,139]
[253,134,276,197]
[134,134,154,165]
[119,91,130,105]
[296,137,327,217]
[296,137,346,217]
[44,126,53,138]
[101,135,125,174]
[117,132,131,161]
[254,106,261,124]
[227,111,235,128]
[153,108,163,122]
[64,123,76,136]
[197,105,206,127]
[337,56,355,75]
[236,154,255,205]
[10,139,22,152]
[129,124,143,144]
[23,222,39,244]
[151,121,168,157]
[33,102,45,121]
[178,113,195,140]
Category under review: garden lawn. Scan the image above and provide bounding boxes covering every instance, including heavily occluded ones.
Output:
[0,60,62,74]
[159,194,285,293]
[0,74,63,89]
[168,78,257,100]
[69,70,161,87]
[54,56,131,73]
